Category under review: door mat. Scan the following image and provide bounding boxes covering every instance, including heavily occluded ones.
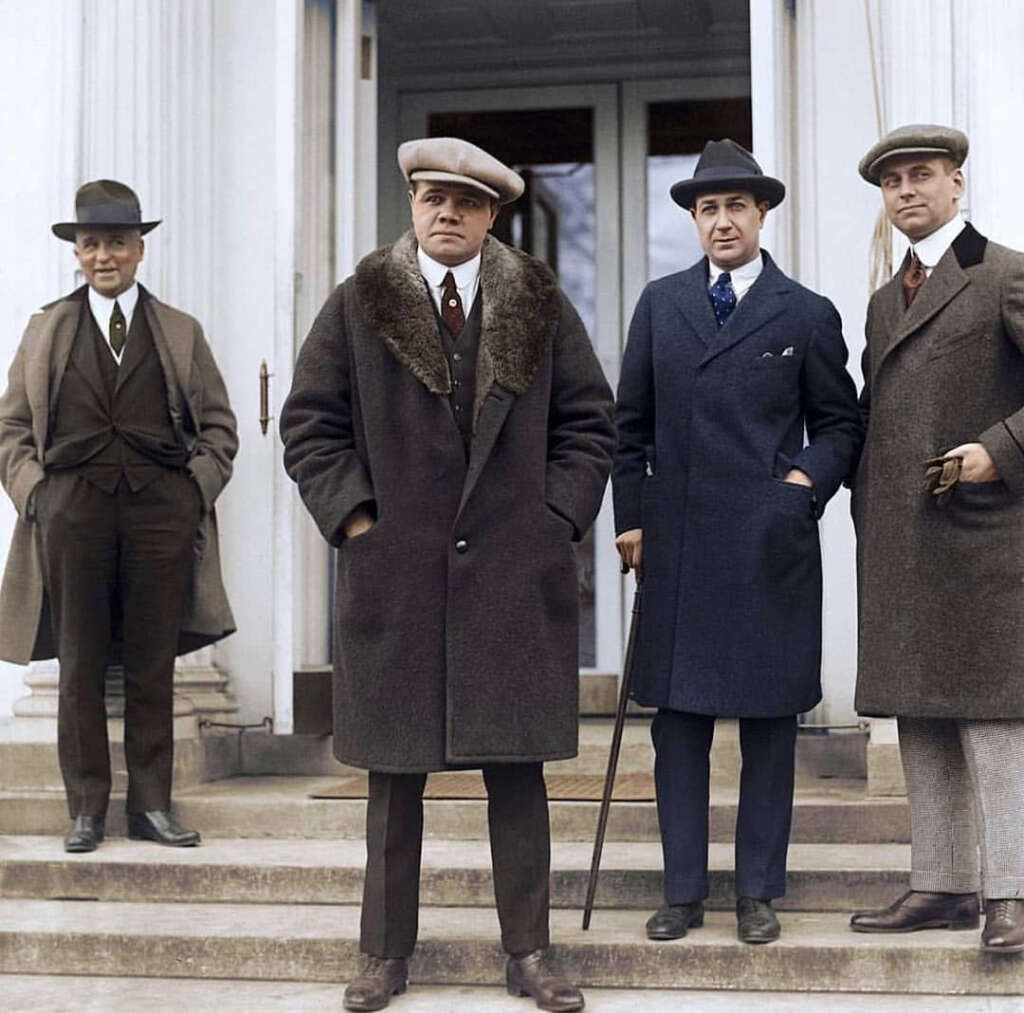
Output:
[309,771,655,801]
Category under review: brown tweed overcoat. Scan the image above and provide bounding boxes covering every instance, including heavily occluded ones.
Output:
[0,285,238,664]
[280,232,616,772]
[853,224,1024,718]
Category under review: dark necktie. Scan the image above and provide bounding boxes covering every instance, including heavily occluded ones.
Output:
[709,272,736,327]
[441,271,465,335]
[110,300,127,356]
[903,252,926,308]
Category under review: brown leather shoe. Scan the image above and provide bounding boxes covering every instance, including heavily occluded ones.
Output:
[737,897,781,943]
[645,901,704,940]
[343,956,408,1011]
[850,890,979,933]
[982,899,1024,954]
[506,949,584,1012]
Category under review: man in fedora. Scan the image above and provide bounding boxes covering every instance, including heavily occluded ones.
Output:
[281,138,613,1010]
[0,180,237,852]
[613,139,862,944]
[850,125,1024,953]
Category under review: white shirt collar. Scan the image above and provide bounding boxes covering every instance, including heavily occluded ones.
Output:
[87,283,139,361]
[417,247,482,315]
[910,213,965,272]
[707,252,764,302]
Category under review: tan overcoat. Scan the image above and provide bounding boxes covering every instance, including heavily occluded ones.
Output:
[0,285,238,664]
[853,225,1024,718]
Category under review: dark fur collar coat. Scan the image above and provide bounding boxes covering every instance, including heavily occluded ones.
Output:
[281,232,616,771]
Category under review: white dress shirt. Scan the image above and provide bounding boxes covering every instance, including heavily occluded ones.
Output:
[88,283,139,363]
[908,213,965,278]
[708,253,764,303]
[417,247,481,317]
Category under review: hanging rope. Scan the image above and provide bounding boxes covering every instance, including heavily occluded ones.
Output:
[865,0,892,291]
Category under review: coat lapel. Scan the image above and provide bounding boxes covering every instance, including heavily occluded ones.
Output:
[698,253,791,367]
[876,245,970,372]
[143,288,196,434]
[667,260,718,347]
[33,291,86,451]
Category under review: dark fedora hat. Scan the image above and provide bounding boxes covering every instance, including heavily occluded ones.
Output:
[52,179,161,242]
[670,139,785,210]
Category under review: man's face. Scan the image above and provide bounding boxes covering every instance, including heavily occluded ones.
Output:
[690,191,768,271]
[878,156,964,242]
[409,182,499,266]
[74,228,144,297]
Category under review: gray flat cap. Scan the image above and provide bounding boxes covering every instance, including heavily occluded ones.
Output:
[398,137,524,204]
[859,124,969,184]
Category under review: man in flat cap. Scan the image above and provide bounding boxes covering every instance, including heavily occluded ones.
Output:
[281,137,614,1010]
[0,180,237,852]
[613,139,862,945]
[850,124,1024,953]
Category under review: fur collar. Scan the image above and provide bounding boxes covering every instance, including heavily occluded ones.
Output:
[354,231,560,417]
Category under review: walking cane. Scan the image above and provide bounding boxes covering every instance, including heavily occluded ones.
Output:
[582,567,643,930]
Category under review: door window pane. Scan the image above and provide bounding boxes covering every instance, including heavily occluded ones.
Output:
[428,110,598,666]
[646,98,752,283]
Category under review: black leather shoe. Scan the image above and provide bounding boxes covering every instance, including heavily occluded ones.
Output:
[64,815,105,853]
[506,949,584,1012]
[982,899,1024,954]
[645,901,705,940]
[737,897,781,943]
[343,956,408,1011]
[850,890,979,933]
[127,810,200,847]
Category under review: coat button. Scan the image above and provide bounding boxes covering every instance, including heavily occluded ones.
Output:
[455,539,468,554]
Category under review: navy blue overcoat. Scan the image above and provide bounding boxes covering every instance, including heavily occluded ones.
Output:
[612,253,863,717]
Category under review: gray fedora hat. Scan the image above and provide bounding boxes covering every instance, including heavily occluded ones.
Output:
[52,179,161,242]
[670,139,785,210]
[858,124,969,185]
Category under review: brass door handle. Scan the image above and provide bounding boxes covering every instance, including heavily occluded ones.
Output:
[259,360,273,435]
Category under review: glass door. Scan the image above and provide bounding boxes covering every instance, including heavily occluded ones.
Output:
[399,84,623,676]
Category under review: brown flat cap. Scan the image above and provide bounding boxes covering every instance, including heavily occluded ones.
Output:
[859,124,969,184]
[398,137,524,204]
[52,179,160,241]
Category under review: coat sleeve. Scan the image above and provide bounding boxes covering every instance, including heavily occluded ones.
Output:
[544,292,616,541]
[280,282,375,546]
[980,255,1024,497]
[186,321,238,512]
[611,285,654,534]
[0,323,45,518]
[790,296,865,510]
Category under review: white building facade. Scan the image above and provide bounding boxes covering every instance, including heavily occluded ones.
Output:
[1,0,1021,752]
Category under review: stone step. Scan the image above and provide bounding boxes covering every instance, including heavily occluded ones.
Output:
[0,775,910,842]
[0,836,912,912]
[1,976,1017,1012]
[0,901,1020,995]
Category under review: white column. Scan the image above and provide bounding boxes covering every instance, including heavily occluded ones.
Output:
[2,0,235,739]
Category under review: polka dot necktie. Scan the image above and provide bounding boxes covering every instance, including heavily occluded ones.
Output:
[709,272,736,328]
[441,271,465,335]
[110,300,127,356]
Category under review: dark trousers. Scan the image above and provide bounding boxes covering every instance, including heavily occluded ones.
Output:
[360,763,551,958]
[36,469,200,818]
[652,709,798,904]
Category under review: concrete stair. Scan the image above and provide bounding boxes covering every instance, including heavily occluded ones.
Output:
[0,836,910,912]
[0,901,1021,995]
[1,719,1013,999]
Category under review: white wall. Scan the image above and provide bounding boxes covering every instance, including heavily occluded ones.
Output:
[0,1,84,717]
